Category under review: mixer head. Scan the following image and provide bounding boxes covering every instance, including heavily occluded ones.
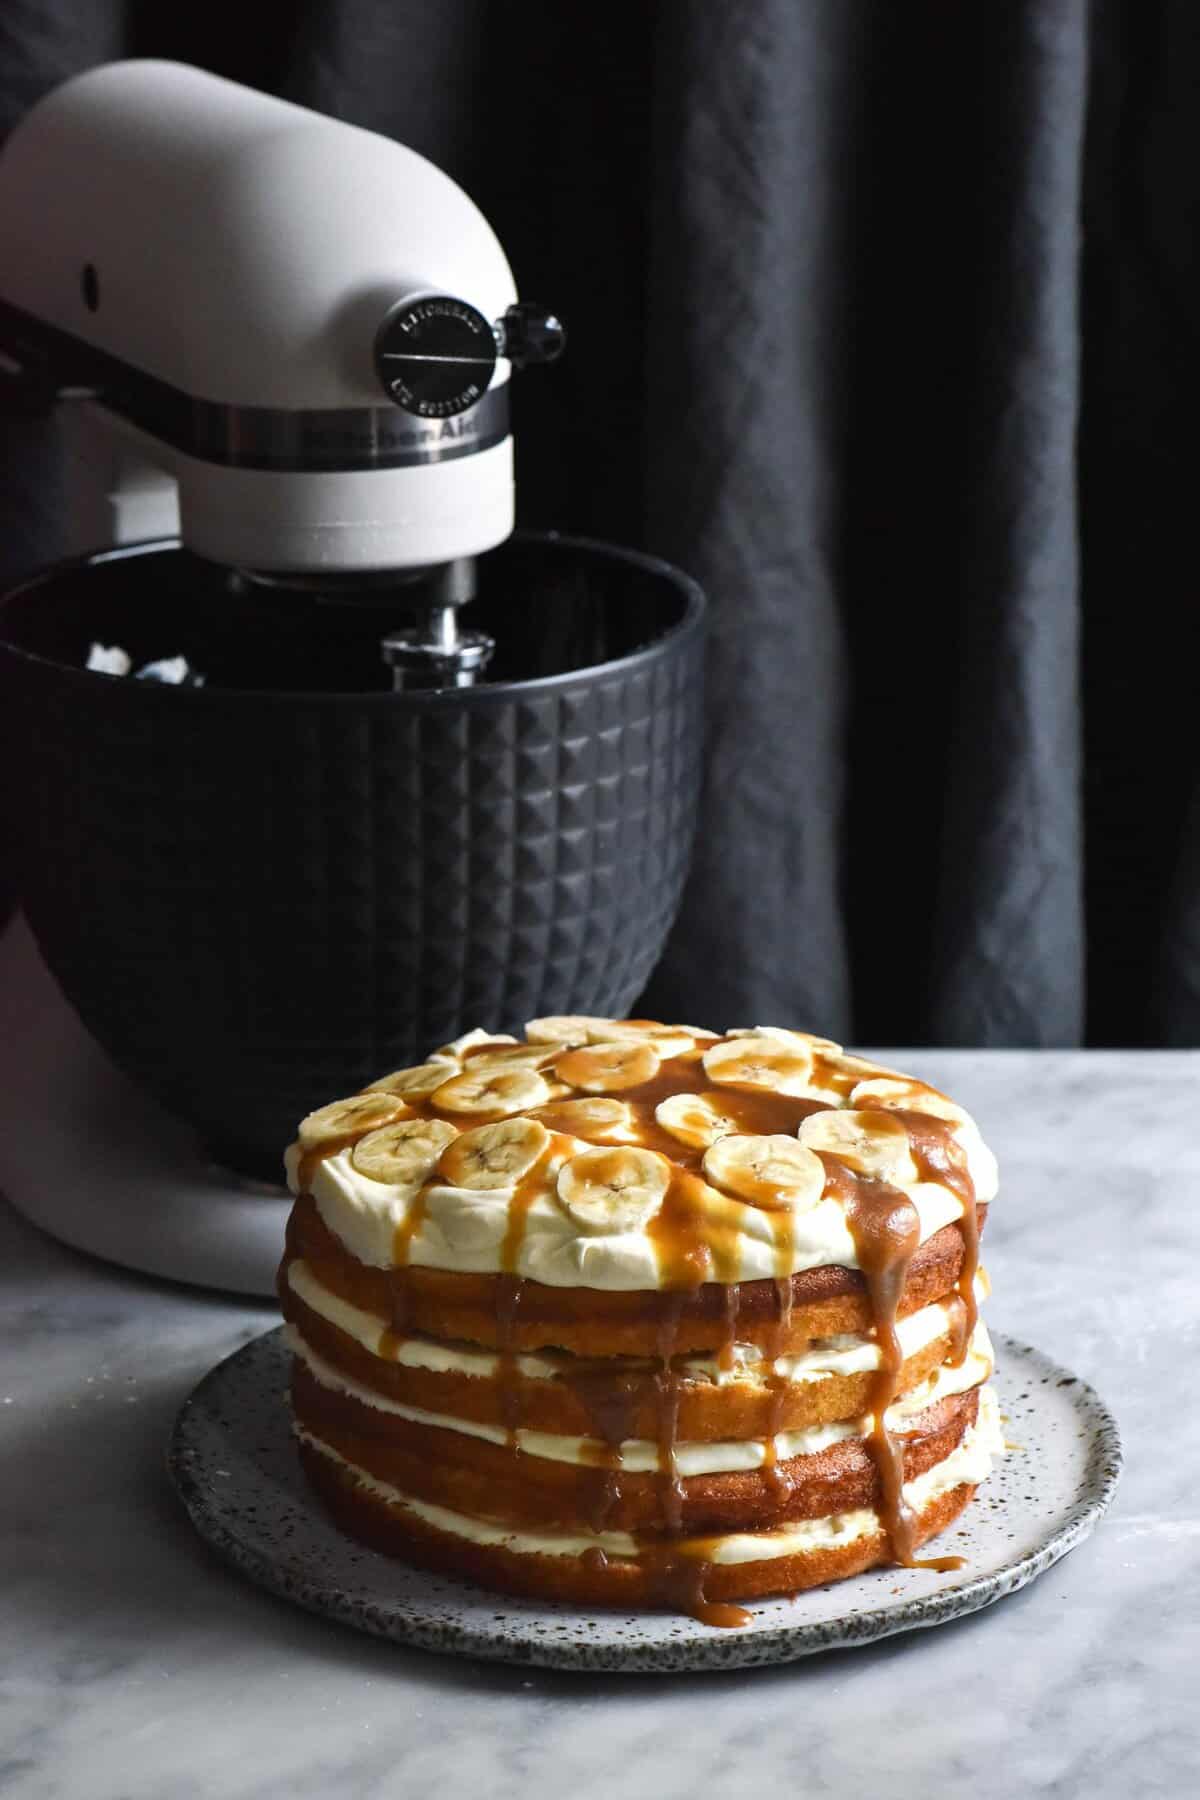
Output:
[0,60,564,689]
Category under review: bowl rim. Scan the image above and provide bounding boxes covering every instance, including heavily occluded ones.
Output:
[0,532,706,708]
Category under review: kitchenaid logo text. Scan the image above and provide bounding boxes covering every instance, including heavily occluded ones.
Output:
[395,299,490,337]
[377,406,484,440]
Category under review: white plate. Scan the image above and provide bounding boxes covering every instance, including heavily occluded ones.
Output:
[168,1329,1121,1672]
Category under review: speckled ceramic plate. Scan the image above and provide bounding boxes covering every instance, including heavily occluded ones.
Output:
[168,1329,1121,1673]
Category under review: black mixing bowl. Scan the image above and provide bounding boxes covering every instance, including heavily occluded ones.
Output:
[0,534,705,1176]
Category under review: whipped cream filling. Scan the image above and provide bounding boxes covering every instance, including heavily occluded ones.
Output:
[287,1319,993,1476]
[295,1384,1004,1565]
[289,1138,986,1290]
[286,1256,988,1389]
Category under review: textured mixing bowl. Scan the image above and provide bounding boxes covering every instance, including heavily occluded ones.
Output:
[0,534,704,1175]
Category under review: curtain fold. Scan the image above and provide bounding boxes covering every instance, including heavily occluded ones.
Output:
[1,0,1194,1045]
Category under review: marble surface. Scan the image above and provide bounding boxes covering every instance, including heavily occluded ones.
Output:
[2,1050,1195,1799]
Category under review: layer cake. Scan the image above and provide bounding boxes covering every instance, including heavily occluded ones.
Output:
[279,1020,1003,1626]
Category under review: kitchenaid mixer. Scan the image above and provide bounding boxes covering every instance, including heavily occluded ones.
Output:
[0,62,705,1292]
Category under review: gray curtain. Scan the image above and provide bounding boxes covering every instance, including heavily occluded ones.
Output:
[1,0,1195,1046]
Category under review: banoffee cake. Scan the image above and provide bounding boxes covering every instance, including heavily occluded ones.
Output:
[278,1019,1003,1627]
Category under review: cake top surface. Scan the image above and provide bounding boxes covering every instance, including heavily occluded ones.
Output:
[285,1018,997,1291]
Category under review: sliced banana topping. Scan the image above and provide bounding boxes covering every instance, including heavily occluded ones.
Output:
[727,1025,843,1057]
[461,1043,561,1072]
[437,1117,551,1190]
[556,1040,661,1092]
[702,1135,826,1209]
[822,1052,909,1082]
[532,1096,635,1140]
[366,1061,461,1099]
[298,1091,409,1149]
[431,1064,552,1116]
[850,1077,969,1124]
[702,1032,815,1094]
[588,1019,696,1057]
[350,1116,460,1185]
[434,1029,518,1058]
[557,1146,670,1234]
[524,1015,615,1046]
[655,1091,739,1151]
[797,1108,918,1184]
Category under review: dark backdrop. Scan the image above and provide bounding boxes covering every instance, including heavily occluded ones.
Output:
[2,0,1196,1046]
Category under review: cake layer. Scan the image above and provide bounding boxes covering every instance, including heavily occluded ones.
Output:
[282,1253,991,1441]
[283,1190,987,1358]
[294,1385,1003,1611]
[288,1318,992,1473]
[288,1342,987,1535]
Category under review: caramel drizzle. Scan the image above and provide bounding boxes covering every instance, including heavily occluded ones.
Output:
[492,1135,566,1450]
[818,1153,964,1573]
[879,1107,980,1365]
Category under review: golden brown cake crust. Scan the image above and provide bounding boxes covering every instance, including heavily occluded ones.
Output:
[297,1438,978,1609]
[290,1367,979,1535]
[280,1268,967,1441]
[283,1193,987,1357]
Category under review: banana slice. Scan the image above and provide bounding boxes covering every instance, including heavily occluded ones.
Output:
[702,1033,815,1094]
[655,1091,739,1151]
[298,1091,409,1149]
[822,1052,909,1081]
[437,1117,550,1189]
[434,1029,518,1058]
[430,1064,552,1115]
[461,1043,560,1072]
[702,1135,826,1209]
[557,1146,670,1234]
[797,1108,918,1184]
[727,1025,843,1057]
[524,1015,614,1046]
[588,1020,696,1057]
[366,1061,461,1099]
[350,1117,460,1185]
[533,1096,634,1139]
[556,1040,661,1092]
[850,1077,968,1124]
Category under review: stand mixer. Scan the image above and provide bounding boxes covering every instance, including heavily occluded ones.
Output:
[0,62,705,1294]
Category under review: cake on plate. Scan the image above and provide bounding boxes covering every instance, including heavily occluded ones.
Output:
[278,1019,1002,1626]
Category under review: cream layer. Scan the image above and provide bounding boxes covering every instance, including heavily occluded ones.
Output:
[295,1385,1004,1566]
[290,1131,993,1289]
[286,1256,989,1388]
[287,1319,994,1477]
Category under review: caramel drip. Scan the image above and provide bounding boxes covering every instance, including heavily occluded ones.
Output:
[717,1284,740,1373]
[869,1108,980,1366]
[811,1054,859,1099]
[386,1185,432,1341]
[639,1543,752,1630]
[561,1361,652,1531]
[297,1131,363,1197]
[760,1206,798,1500]
[819,1154,927,1567]
[491,1140,558,1448]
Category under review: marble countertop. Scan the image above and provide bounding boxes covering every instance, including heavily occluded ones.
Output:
[3,1050,1195,1799]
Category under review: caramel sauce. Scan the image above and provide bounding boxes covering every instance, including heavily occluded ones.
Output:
[639,1543,752,1629]
[491,1140,559,1447]
[818,1153,961,1571]
[297,1132,362,1198]
[868,1108,980,1366]
[759,1206,798,1501]
[820,1154,920,1562]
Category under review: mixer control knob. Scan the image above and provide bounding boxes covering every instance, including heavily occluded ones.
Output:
[497,303,567,367]
[374,294,498,417]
